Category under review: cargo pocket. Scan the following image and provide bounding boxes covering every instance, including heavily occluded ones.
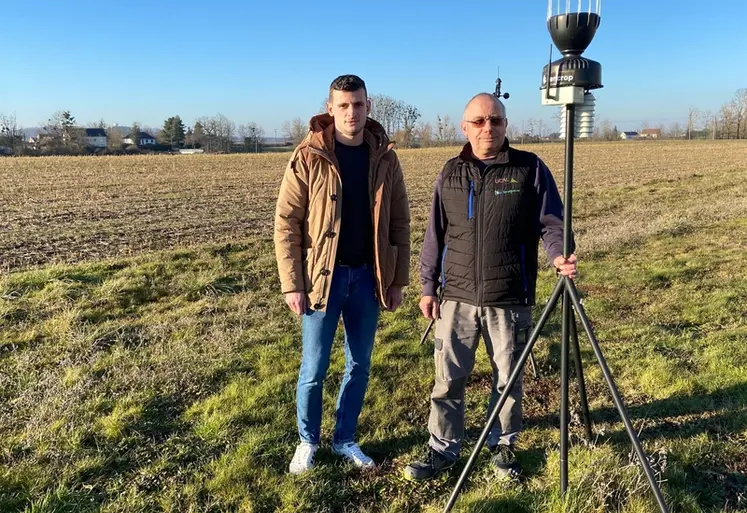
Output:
[436,339,472,384]
[511,308,533,365]
[434,337,444,381]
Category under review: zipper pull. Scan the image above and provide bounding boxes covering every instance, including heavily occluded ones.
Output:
[468,180,475,220]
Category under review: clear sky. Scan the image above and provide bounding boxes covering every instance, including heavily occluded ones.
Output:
[4,0,746,134]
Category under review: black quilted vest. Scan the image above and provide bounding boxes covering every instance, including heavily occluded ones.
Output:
[440,146,540,306]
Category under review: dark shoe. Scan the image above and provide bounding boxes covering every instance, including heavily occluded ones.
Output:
[489,444,520,480]
[403,447,456,481]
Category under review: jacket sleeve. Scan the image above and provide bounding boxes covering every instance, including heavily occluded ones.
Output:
[420,172,447,297]
[535,157,575,264]
[389,156,411,287]
[274,149,308,294]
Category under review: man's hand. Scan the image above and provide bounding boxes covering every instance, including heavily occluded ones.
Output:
[285,291,307,316]
[419,295,440,320]
[386,286,403,312]
[553,254,578,279]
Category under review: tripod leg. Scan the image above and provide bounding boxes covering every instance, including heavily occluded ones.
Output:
[419,317,436,345]
[528,350,539,377]
[570,307,593,441]
[560,290,570,493]
[564,278,670,513]
[443,278,565,513]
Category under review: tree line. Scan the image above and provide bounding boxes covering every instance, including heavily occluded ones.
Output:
[0,112,266,156]
[566,88,747,142]
[281,94,460,148]
[1,88,744,156]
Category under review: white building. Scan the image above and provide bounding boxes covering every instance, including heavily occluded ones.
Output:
[84,128,108,148]
[124,131,157,146]
[620,131,640,140]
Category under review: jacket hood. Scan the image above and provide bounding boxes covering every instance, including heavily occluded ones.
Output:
[304,113,393,156]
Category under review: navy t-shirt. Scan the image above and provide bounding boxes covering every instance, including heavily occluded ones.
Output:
[334,140,373,266]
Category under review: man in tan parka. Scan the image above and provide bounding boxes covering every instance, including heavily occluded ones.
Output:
[274,74,411,475]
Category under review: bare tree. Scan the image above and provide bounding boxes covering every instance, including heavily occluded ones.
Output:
[720,102,736,139]
[415,121,434,148]
[554,108,564,132]
[732,88,747,139]
[0,112,25,153]
[595,119,617,141]
[507,122,522,143]
[282,117,307,146]
[656,122,666,139]
[666,121,682,139]
[107,126,124,149]
[435,115,458,146]
[41,110,83,153]
[238,122,265,152]
[369,94,400,136]
[699,110,715,140]
[194,114,235,153]
[398,105,421,148]
[687,108,700,140]
[216,114,235,152]
[195,117,218,152]
[525,118,536,142]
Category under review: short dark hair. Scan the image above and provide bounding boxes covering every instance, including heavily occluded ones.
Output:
[329,74,367,100]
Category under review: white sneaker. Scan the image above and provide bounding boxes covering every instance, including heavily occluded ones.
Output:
[332,442,375,469]
[289,442,318,475]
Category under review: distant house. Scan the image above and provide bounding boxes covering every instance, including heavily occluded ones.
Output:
[620,131,640,140]
[29,133,57,149]
[123,131,156,146]
[640,128,661,139]
[83,128,108,148]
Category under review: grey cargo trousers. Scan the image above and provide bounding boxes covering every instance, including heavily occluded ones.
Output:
[428,300,532,460]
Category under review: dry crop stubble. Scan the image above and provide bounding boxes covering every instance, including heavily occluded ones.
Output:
[2,141,746,271]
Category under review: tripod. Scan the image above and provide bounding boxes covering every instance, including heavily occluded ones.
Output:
[442,105,670,513]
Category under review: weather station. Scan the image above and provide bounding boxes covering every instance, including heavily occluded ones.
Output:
[442,2,672,512]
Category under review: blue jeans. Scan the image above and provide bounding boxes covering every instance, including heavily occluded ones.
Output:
[296,264,381,445]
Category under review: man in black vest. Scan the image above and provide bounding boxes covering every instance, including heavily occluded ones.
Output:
[404,93,577,481]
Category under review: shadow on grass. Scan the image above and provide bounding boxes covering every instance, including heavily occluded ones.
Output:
[461,496,531,513]
[528,382,747,511]
[364,431,429,465]
[530,380,747,439]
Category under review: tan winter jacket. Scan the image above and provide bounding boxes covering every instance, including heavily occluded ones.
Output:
[273,114,411,311]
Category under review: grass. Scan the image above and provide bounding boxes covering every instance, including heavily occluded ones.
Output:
[1,140,747,512]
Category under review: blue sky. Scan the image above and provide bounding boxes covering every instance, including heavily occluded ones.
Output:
[4,0,746,134]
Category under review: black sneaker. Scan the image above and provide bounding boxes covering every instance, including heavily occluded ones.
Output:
[403,447,456,481]
[489,444,520,480]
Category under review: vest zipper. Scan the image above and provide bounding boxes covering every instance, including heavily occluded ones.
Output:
[520,244,529,304]
[468,181,474,220]
[474,176,483,306]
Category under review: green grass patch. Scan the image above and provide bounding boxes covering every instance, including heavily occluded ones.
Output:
[2,216,747,512]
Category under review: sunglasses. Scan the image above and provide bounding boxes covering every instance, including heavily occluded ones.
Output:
[464,116,505,128]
